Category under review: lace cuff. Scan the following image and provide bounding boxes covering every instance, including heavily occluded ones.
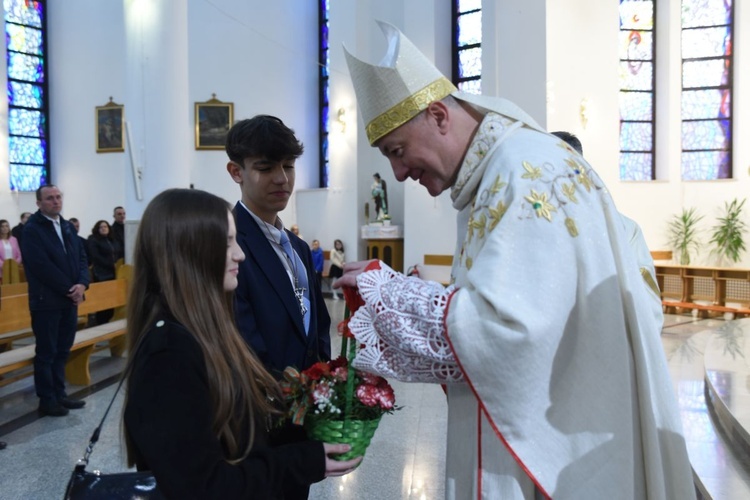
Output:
[348,262,464,383]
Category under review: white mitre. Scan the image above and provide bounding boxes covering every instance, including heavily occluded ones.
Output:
[344,21,545,145]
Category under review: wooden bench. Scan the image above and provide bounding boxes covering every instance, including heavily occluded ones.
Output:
[1,282,27,298]
[662,300,738,319]
[0,279,129,387]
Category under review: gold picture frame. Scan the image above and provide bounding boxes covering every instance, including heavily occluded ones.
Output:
[95,98,125,153]
[195,94,234,150]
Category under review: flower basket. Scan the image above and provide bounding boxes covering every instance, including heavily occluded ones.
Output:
[281,284,396,461]
[304,414,383,460]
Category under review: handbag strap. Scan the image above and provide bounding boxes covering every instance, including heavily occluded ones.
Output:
[77,333,145,467]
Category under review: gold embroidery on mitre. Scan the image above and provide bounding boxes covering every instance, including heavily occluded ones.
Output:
[366,77,457,145]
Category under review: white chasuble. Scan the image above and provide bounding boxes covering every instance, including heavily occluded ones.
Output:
[444,112,694,499]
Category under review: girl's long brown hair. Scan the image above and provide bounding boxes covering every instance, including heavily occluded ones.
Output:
[124,189,280,465]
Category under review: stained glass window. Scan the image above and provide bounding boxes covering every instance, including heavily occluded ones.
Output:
[452,0,481,94]
[5,0,48,191]
[619,0,655,181]
[681,0,733,180]
[318,0,329,188]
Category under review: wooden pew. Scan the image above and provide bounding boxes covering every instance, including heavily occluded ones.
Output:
[0,279,129,387]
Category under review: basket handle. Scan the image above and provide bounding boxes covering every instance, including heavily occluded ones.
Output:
[342,305,356,431]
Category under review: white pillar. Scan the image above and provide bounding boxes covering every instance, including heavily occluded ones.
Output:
[483,0,548,128]
[123,0,190,219]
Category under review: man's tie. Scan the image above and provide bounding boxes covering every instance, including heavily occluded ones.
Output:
[279,230,311,334]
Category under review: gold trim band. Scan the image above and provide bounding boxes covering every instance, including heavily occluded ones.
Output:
[365,77,457,145]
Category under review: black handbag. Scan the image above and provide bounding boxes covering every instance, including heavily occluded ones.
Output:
[64,344,164,499]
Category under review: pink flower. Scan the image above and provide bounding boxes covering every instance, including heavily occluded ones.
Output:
[312,381,333,404]
[356,384,380,407]
[332,367,348,382]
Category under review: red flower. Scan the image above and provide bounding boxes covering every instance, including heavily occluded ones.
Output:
[304,361,331,381]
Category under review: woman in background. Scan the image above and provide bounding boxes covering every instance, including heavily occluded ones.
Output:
[328,239,345,300]
[87,220,117,324]
[123,189,360,499]
[0,219,22,284]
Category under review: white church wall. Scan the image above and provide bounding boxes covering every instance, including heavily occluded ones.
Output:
[46,0,127,235]
[547,0,750,266]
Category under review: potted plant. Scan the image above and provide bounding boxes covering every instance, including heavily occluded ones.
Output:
[709,198,747,265]
[667,208,703,265]
[381,214,392,226]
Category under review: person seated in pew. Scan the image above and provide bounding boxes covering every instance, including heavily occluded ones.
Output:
[123,188,360,499]
[0,219,22,284]
[87,220,117,325]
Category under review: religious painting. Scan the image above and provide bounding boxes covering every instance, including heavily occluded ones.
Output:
[95,99,124,153]
[195,95,234,150]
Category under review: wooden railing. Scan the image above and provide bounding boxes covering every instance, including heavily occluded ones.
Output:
[655,264,750,317]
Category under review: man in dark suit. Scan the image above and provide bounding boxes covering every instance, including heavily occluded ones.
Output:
[110,206,125,261]
[11,211,30,247]
[226,115,330,499]
[21,185,89,417]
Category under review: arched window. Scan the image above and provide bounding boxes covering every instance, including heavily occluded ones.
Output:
[452,0,481,95]
[681,0,733,180]
[5,0,49,191]
[618,0,656,181]
[318,0,330,188]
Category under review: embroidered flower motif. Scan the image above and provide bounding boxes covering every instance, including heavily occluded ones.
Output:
[565,158,593,192]
[521,161,543,180]
[488,201,507,232]
[470,213,487,240]
[466,257,473,270]
[562,183,578,203]
[489,175,507,195]
[525,190,557,222]
[565,217,579,237]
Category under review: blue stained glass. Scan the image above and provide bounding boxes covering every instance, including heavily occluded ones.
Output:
[619,91,652,121]
[458,47,482,78]
[458,79,481,95]
[682,89,730,120]
[8,52,43,82]
[6,23,42,54]
[620,0,653,30]
[9,136,45,164]
[8,81,42,107]
[619,61,652,91]
[10,164,45,191]
[457,11,481,46]
[682,120,730,150]
[3,0,43,27]
[682,151,730,180]
[619,30,652,61]
[682,27,731,59]
[620,122,653,151]
[619,153,653,181]
[9,108,43,136]
[682,0,732,29]
[457,0,481,13]
[683,59,730,88]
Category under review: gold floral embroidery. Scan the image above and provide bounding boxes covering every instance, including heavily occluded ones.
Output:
[521,161,542,180]
[565,158,593,192]
[470,213,487,240]
[525,190,557,222]
[488,201,507,232]
[565,217,579,237]
[466,257,473,270]
[562,183,578,203]
[489,175,507,195]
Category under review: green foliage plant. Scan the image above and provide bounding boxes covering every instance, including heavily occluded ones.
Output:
[667,208,703,265]
[709,198,747,264]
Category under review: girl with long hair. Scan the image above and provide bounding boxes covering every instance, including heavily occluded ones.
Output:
[0,219,22,283]
[87,219,116,324]
[123,189,359,498]
[328,239,345,300]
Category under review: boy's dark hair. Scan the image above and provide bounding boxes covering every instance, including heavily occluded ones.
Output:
[225,115,304,165]
[551,131,583,156]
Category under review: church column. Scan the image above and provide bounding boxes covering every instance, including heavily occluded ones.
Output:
[483,0,547,128]
[123,0,190,216]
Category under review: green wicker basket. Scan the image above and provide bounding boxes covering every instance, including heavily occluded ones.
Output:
[305,303,382,461]
[305,414,383,460]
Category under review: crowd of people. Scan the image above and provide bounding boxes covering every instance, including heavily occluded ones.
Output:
[0,21,699,499]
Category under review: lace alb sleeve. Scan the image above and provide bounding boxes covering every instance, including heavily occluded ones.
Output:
[348,263,464,384]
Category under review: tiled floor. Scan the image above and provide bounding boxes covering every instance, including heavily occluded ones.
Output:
[1,303,749,499]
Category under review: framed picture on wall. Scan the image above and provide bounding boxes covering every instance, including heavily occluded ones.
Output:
[195,94,233,150]
[95,98,125,153]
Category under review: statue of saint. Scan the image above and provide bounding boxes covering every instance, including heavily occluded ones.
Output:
[371,173,388,220]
